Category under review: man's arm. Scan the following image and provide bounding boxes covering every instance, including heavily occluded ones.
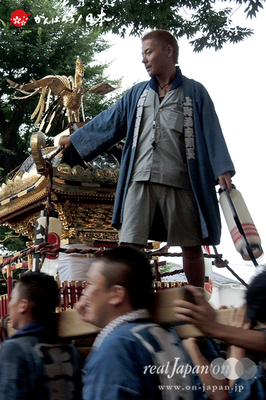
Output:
[183,338,229,400]
[173,286,266,353]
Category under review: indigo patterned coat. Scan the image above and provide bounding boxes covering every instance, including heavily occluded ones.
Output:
[71,69,235,245]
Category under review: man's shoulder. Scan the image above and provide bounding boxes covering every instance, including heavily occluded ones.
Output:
[182,75,210,99]
[0,335,43,368]
[86,322,161,371]
[1,334,41,351]
[123,81,150,98]
[182,75,206,90]
[111,320,159,337]
[131,81,150,90]
[103,321,179,350]
[94,321,158,352]
[1,333,78,356]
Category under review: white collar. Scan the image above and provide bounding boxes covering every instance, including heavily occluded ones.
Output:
[93,309,151,350]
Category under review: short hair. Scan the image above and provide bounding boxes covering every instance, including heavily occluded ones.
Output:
[17,272,59,322]
[142,29,179,64]
[97,245,152,310]
[245,270,266,327]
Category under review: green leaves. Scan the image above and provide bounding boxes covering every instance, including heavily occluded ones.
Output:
[0,0,117,174]
[228,0,264,18]
[67,0,264,51]
[0,226,27,255]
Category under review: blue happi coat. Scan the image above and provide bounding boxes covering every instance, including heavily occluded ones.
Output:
[82,321,207,400]
[71,69,235,245]
[0,322,82,400]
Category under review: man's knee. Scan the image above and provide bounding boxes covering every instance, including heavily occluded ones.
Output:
[182,246,203,260]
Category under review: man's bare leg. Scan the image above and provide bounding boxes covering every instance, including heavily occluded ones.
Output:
[121,243,205,287]
[182,246,205,287]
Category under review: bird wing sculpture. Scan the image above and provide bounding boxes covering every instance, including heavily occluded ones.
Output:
[6,76,72,97]
[89,81,121,95]
[6,59,121,133]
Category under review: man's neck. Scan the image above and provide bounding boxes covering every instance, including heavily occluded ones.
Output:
[104,304,135,328]
[156,66,177,89]
[15,315,35,331]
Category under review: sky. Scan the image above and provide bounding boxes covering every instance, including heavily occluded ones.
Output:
[96,7,266,285]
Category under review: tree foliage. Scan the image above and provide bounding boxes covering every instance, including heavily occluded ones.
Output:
[0,0,122,256]
[0,0,119,175]
[0,225,28,293]
[0,226,28,256]
[67,0,264,51]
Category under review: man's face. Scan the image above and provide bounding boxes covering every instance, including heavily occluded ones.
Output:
[80,261,112,328]
[8,283,22,330]
[142,38,171,77]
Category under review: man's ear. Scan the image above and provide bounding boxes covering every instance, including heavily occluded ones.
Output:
[108,285,127,306]
[166,44,174,58]
[18,298,29,314]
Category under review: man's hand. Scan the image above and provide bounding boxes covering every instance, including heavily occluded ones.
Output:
[218,171,232,191]
[59,135,72,153]
[173,286,218,336]
[230,304,250,330]
[174,287,266,353]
